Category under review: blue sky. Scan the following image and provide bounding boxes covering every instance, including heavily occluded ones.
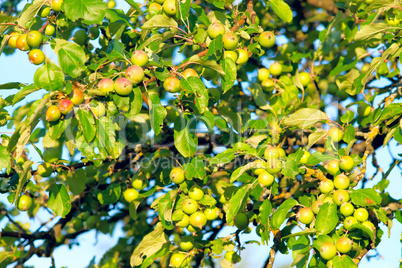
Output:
[1,1,402,267]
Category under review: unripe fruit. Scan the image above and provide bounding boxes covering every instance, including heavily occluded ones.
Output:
[182,199,198,215]
[86,215,99,229]
[123,188,139,203]
[149,3,162,15]
[311,200,323,214]
[107,0,116,8]
[258,170,275,187]
[354,208,369,222]
[207,22,225,39]
[188,185,204,201]
[90,101,106,118]
[59,99,74,115]
[40,6,51,17]
[326,160,340,176]
[258,31,276,48]
[45,25,55,36]
[164,76,181,93]
[69,89,84,105]
[336,237,352,253]
[362,221,375,233]
[163,0,177,16]
[131,50,148,67]
[26,30,43,47]
[344,216,358,230]
[224,251,241,264]
[51,0,63,11]
[269,62,282,77]
[132,177,147,190]
[358,103,371,117]
[115,77,133,96]
[299,150,311,164]
[72,218,84,230]
[266,158,282,174]
[28,49,45,65]
[73,29,87,46]
[8,32,19,48]
[334,174,350,189]
[176,213,190,228]
[16,34,30,51]
[319,242,337,261]
[204,207,220,221]
[340,202,354,216]
[182,68,198,79]
[201,68,216,80]
[297,207,314,224]
[261,78,274,91]
[46,105,62,122]
[258,68,270,81]
[318,179,334,194]
[43,147,61,163]
[236,49,249,65]
[98,78,115,94]
[234,212,248,230]
[222,32,239,50]
[170,253,186,268]
[189,211,207,229]
[180,236,194,251]
[17,195,33,211]
[299,72,311,87]
[224,50,238,62]
[278,148,286,158]
[264,147,280,159]
[37,162,53,177]
[125,65,144,84]
[339,156,354,172]
[333,190,350,206]
[170,167,185,184]
[327,127,343,142]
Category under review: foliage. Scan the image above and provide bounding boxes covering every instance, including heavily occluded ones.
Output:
[0,0,402,267]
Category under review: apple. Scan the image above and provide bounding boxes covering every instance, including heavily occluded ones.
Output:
[319,242,336,260]
[131,50,149,67]
[90,100,106,118]
[7,32,19,48]
[326,160,340,176]
[358,103,371,117]
[45,25,55,36]
[224,251,241,264]
[180,236,194,251]
[340,202,354,216]
[258,68,270,81]
[164,76,181,93]
[37,162,53,177]
[182,68,198,79]
[170,167,185,184]
[188,185,204,201]
[266,158,282,174]
[204,207,220,221]
[69,88,84,105]
[182,199,198,215]
[339,156,354,172]
[132,177,147,190]
[26,30,43,47]
[344,216,358,230]
[236,49,249,65]
[222,32,239,50]
[98,78,115,94]
[299,72,311,87]
[72,218,84,230]
[28,49,45,65]
[72,29,87,46]
[123,188,139,203]
[189,211,207,229]
[336,237,352,253]
[43,147,61,163]
[234,212,248,230]
[318,179,334,194]
[269,62,282,76]
[107,0,116,8]
[149,3,162,15]
[311,200,323,214]
[46,105,61,122]
[264,147,280,159]
[16,34,30,51]
[362,221,375,233]
[261,78,274,91]
[258,170,275,187]
[297,207,314,224]
[224,50,238,62]
[258,31,275,48]
[299,150,311,164]
[207,22,225,39]
[125,65,144,84]
[40,6,51,17]
[333,189,350,206]
[51,0,63,11]
[59,99,74,114]
[17,195,33,211]
[354,208,369,222]
[163,0,177,16]
[115,77,133,96]
[334,174,350,189]
[327,127,343,142]
[170,253,186,268]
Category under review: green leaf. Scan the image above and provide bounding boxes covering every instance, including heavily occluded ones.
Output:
[97,183,121,205]
[343,124,355,144]
[315,203,338,234]
[225,181,258,223]
[210,149,236,165]
[306,151,336,166]
[77,109,96,143]
[198,195,217,206]
[174,115,197,158]
[49,114,72,140]
[148,91,166,136]
[142,14,178,29]
[48,184,71,217]
[203,34,223,60]
[312,234,333,251]
[355,22,400,41]
[284,108,328,129]
[269,0,293,23]
[259,199,272,244]
[374,103,402,125]
[332,255,358,268]
[340,110,355,124]
[33,60,65,91]
[97,116,124,159]
[220,57,237,93]
[17,0,47,28]
[129,201,141,220]
[350,189,382,207]
[271,199,298,230]
[183,157,206,180]
[130,223,170,267]
[12,84,39,106]
[51,39,87,78]
[307,130,327,150]
[14,161,33,203]
[62,0,107,25]
[281,155,299,179]
[66,169,86,195]
[181,76,209,114]
[0,146,11,174]
[179,0,192,21]
[248,83,271,110]
[187,55,225,75]
[158,190,178,230]
[230,161,262,183]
